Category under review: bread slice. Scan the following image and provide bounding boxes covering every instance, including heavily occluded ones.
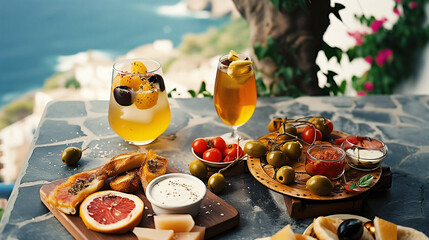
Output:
[397,225,429,240]
[109,168,140,193]
[295,234,317,240]
[374,217,397,240]
[313,217,343,240]
[140,149,168,192]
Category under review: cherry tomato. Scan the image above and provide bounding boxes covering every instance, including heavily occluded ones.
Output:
[210,136,226,152]
[301,126,322,144]
[344,182,365,193]
[325,118,334,133]
[223,144,244,159]
[192,138,209,157]
[203,148,223,162]
[223,155,235,162]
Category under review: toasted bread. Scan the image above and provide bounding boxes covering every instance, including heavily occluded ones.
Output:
[140,150,168,192]
[374,217,397,240]
[295,234,317,240]
[313,217,343,240]
[109,168,140,193]
[397,225,429,240]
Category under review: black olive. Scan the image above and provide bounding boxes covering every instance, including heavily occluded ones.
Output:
[113,86,133,106]
[147,74,165,92]
[338,219,364,240]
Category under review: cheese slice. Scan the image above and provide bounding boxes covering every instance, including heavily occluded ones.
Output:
[271,224,296,240]
[132,227,174,240]
[154,214,195,233]
[374,217,397,240]
[190,225,205,240]
[173,232,200,240]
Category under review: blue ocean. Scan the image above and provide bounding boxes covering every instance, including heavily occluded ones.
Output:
[0,0,229,108]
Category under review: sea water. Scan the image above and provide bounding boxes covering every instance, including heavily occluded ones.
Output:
[0,0,229,108]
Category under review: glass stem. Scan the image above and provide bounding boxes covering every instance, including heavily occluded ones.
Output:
[231,126,239,142]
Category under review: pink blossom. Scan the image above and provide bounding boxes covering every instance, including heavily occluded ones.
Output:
[409,1,418,8]
[364,56,373,65]
[370,17,387,33]
[347,31,365,46]
[395,0,402,2]
[375,49,394,66]
[364,82,374,92]
[357,91,368,96]
[393,8,401,15]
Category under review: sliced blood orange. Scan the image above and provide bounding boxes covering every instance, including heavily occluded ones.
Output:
[79,190,144,234]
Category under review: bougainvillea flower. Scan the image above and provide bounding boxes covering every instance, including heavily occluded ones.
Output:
[376,49,394,66]
[347,31,366,45]
[370,17,388,33]
[364,82,374,92]
[395,0,402,2]
[409,1,418,8]
[364,56,373,65]
[393,8,401,16]
[357,91,368,96]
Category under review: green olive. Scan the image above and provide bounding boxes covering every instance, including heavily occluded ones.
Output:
[244,140,268,158]
[278,123,298,140]
[280,141,302,160]
[276,166,295,184]
[208,173,226,193]
[266,150,287,168]
[306,175,333,196]
[267,118,283,132]
[309,117,329,139]
[189,160,208,179]
[61,147,84,165]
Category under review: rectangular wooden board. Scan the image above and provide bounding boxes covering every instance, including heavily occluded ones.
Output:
[40,165,239,240]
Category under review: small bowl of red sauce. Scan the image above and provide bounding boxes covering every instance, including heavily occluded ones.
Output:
[305,144,346,180]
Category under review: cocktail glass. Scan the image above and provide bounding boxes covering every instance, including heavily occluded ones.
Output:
[108,58,171,145]
[213,52,257,142]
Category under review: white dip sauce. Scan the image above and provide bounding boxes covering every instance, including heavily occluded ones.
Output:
[346,148,384,163]
[150,176,204,206]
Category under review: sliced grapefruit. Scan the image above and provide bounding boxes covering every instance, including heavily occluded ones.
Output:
[79,190,144,234]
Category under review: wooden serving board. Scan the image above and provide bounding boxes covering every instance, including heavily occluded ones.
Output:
[247,130,382,201]
[40,165,239,240]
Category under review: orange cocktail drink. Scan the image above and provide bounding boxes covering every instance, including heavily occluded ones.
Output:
[214,51,256,139]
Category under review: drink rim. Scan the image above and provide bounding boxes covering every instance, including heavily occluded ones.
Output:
[113,58,161,75]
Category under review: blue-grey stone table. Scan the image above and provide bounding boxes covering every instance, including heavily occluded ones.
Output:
[1,96,428,239]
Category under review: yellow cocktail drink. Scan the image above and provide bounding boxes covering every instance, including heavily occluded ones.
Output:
[108,59,171,145]
[108,90,170,144]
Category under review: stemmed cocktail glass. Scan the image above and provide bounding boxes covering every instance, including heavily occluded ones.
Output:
[213,51,257,142]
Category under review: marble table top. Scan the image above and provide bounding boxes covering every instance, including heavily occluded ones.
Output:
[1,95,428,239]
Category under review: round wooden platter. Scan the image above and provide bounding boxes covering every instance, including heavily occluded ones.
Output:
[247,129,382,201]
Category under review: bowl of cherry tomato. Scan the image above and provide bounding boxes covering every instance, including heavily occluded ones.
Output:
[305,144,346,180]
[191,136,245,168]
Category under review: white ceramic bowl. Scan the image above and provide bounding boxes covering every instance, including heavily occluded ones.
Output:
[146,173,207,217]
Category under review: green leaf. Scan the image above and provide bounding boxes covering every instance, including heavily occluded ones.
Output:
[331,3,345,22]
[357,174,374,187]
[167,88,177,98]
[349,183,358,190]
[271,0,281,11]
[322,41,343,62]
[188,90,197,98]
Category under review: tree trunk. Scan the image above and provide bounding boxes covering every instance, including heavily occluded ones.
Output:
[232,0,331,96]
